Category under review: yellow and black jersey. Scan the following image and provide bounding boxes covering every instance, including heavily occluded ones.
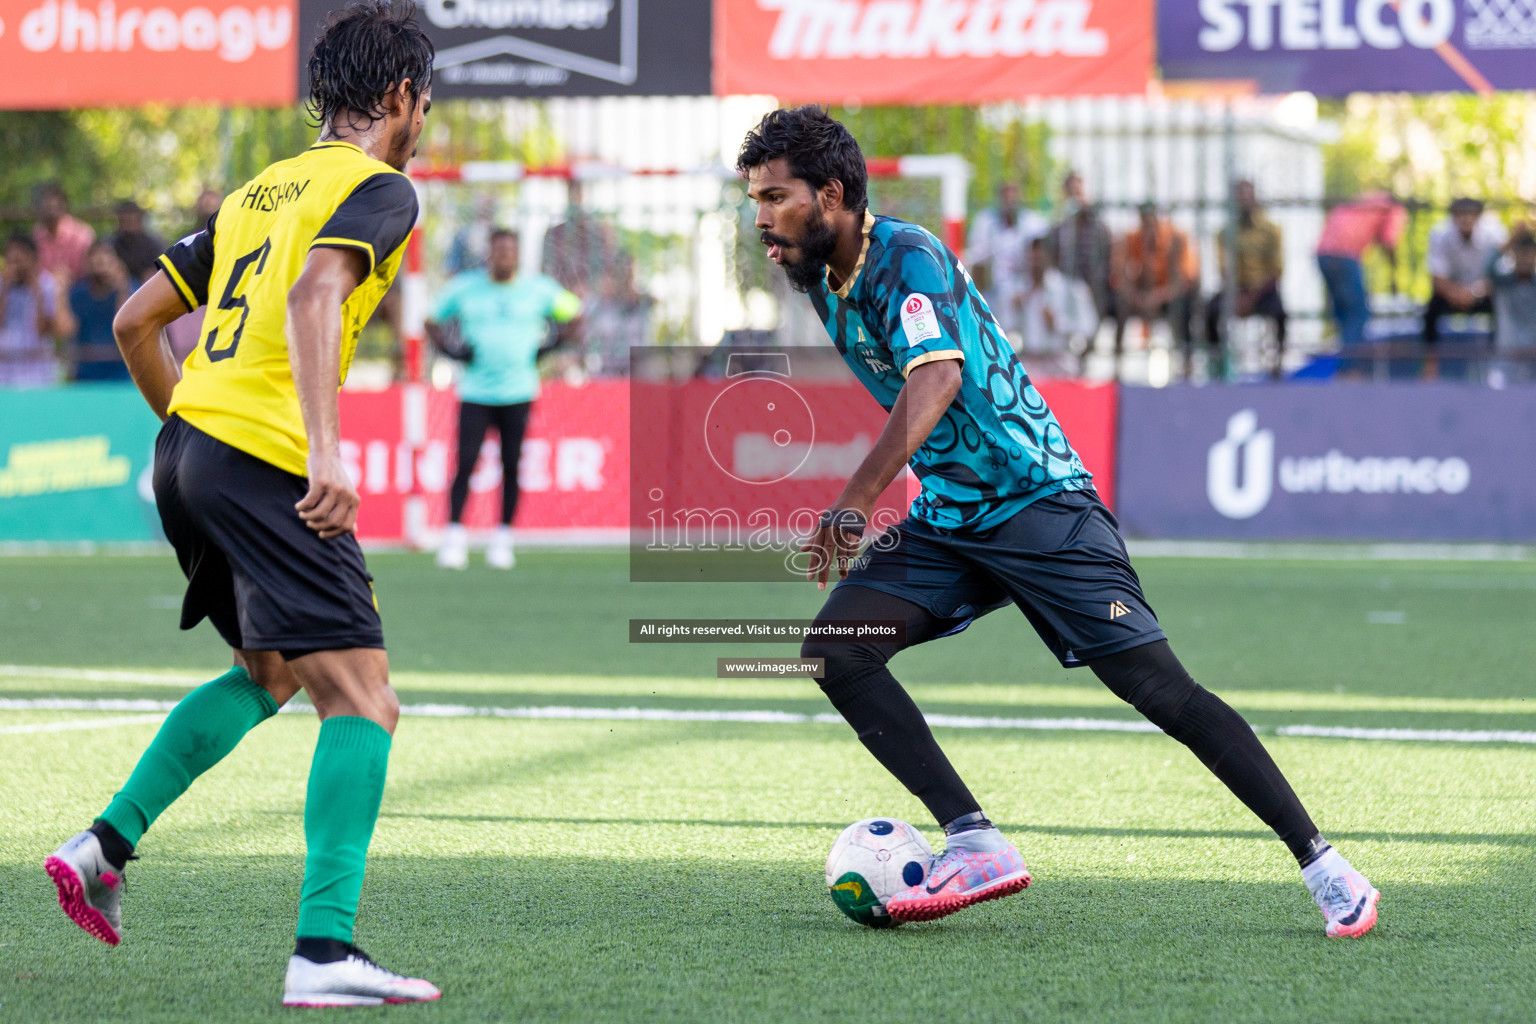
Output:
[156,140,417,477]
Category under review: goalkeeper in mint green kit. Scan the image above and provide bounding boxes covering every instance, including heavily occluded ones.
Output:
[428,227,581,569]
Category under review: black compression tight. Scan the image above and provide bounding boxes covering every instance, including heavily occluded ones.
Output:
[1088,640,1322,862]
[448,400,532,525]
[806,585,1323,862]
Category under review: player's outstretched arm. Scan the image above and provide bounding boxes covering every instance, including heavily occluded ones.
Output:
[803,357,962,588]
[112,273,189,421]
[287,247,368,539]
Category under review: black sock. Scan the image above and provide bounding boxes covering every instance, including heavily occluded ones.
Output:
[294,937,354,963]
[942,811,995,835]
[1297,834,1332,868]
[1171,686,1322,863]
[89,820,133,872]
[1090,641,1322,865]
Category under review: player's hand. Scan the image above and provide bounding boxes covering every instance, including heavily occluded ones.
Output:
[801,508,867,590]
[297,451,360,539]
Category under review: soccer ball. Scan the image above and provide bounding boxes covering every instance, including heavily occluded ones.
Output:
[825,818,934,928]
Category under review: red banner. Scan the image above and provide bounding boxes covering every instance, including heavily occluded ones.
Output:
[714,0,1152,103]
[339,382,629,542]
[339,379,1115,543]
[1,0,297,109]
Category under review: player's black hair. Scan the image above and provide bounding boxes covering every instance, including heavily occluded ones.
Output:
[737,105,868,215]
[306,0,434,132]
[488,227,519,244]
[5,231,38,255]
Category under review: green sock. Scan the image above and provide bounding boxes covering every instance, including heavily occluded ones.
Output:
[296,716,392,943]
[97,666,279,846]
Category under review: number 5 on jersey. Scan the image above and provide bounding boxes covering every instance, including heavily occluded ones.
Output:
[205,238,272,363]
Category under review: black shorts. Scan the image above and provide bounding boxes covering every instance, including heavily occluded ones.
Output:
[837,489,1164,667]
[153,415,385,658]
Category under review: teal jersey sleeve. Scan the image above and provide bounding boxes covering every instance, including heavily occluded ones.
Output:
[874,246,967,377]
[432,274,469,322]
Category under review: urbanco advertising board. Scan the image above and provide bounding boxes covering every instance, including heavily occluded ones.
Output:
[1116,385,1536,541]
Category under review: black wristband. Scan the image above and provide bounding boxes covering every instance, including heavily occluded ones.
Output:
[818,508,867,538]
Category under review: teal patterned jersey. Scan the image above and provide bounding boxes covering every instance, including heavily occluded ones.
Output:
[808,212,1092,531]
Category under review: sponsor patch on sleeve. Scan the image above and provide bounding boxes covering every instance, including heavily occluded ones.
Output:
[899,293,943,345]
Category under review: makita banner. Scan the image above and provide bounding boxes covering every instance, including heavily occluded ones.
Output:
[1116,386,1536,541]
[714,0,1152,102]
[2,0,297,108]
[297,0,711,97]
[1160,0,1536,95]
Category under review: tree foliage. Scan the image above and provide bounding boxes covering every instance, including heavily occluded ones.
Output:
[0,99,558,241]
[1321,93,1536,299]
[829,104,1056,215]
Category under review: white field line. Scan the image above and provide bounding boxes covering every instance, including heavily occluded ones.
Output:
[1275,724,1536,744]
[1,696,1534,745]
[0,714,168,735]
[0,665,205,686]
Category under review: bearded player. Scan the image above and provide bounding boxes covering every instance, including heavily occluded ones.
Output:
[740,106,1379,937]
[43,1,444,1005]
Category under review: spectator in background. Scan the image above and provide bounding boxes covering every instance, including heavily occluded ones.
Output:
[108,200,164,283]
[1111,200,1197,374]
[1486,229,1536,386]
[542,180,622,297]
[33,182,95,282]
[581,250,653,377]
[68,242,135,382]
[1206,179,1286,378]
[186,188,223,238]
[1019,235,1098,376]
[967,181,1047,340]
[0,233,72,386]
[1315,191,1404,349]
[1046,171,1113,333]
[1424,198,1505,359]
[445,193,497,275]
[428,228,582,571]
[544,179,652,380]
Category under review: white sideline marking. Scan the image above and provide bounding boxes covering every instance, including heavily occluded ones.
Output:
[0,665,204,686]
[1276,724,1536,744]
[0,714,168,735]
[1,697,1534,745]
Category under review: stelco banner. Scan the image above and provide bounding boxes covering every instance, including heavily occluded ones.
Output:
[1160,0,1536,95]
[1116,386,1536,541]
[297,0,711,98]
[714,0,1153,102]
[1,0,297,108]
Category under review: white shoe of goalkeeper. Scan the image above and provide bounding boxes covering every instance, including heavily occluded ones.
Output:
[436,524,468,570]
[283,947,441,1007]
[486,527,515,570]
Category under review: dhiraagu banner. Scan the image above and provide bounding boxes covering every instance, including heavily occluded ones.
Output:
[0,385,163,542]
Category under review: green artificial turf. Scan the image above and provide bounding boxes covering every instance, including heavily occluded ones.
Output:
[1,552,1534,1022]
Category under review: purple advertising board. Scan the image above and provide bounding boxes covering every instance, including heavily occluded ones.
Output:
[1159,1,1536,95]
[1116,385,1536,540]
